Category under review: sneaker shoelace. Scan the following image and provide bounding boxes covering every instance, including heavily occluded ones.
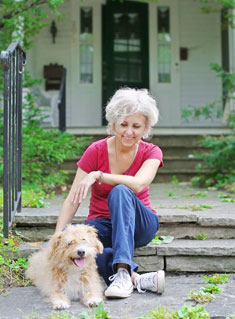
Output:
[135,274,157,293]
[108,270,129,289]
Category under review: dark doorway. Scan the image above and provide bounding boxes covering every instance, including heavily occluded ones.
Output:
[102,1,149,124]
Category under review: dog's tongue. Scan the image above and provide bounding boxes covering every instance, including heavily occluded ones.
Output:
[74,258,85,267]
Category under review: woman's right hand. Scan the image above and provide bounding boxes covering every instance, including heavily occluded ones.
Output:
[71,171,99,204]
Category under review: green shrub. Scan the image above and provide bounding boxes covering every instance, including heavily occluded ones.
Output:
[182,64,235,192]
[0,94,91,192]
[0,217,30,295]
[192,133,235,190]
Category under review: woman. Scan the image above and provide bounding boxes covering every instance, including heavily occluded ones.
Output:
[56,88,165,298]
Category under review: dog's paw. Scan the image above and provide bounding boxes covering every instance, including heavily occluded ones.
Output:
[85,296,103,307]
[52,300,70,310]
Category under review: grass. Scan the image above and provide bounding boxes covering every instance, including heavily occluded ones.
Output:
[202,274,228,285]
[200,285,224,294]
[186,275,226,305]
[16,302,111,319]
[218,192,235,203]
[173,204,214,211]
[193,233,208,240]
[187,289,214,304]
[0,218,30,295]
[139,305,173,319]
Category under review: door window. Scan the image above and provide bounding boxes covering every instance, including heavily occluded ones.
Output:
[113,13,142,83]
[157,7,171,83]
[80,7,93,83]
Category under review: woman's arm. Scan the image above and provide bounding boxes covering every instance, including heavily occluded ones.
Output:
[55,167,89,232]
[60,158,161,220]
[70,159,161,206]
[101,159,161,193]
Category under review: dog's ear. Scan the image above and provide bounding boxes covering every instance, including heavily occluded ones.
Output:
[48,232,62,259]
[95,239,103,254]
[86,226,103,254]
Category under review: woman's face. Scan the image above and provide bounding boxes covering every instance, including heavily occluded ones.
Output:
[114,112,147,148]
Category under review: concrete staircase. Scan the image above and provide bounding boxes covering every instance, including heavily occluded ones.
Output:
[14,183,235,273]
[62,133,208,183]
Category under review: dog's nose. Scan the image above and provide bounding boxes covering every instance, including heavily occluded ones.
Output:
[77,249,85,258]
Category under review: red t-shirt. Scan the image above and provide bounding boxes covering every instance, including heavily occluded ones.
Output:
[77,137,163,220]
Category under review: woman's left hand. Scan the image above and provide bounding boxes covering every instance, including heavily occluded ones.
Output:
[71,171,99,204]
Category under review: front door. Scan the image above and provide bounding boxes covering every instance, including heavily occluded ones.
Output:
[102,1,149,124]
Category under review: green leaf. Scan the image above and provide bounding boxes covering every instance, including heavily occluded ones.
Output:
[151,236,174,245]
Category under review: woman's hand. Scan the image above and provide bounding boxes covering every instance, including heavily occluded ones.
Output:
[71,171,99,204]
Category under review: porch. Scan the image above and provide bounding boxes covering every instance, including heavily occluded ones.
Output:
[27,0,235,129]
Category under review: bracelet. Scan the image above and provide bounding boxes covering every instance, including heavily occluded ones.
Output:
[98,171,104,185]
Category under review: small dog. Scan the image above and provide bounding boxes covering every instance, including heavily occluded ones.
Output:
[26,224,104,309]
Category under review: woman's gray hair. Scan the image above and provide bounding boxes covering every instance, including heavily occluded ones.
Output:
[105,87,159,139]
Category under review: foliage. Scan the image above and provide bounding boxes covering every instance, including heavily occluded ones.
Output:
[0,94,91,197]
[0,93,91,210]
[172,305,210,319]
[79,302,111,319]
[18,303,110,319]
[182,63,235,191]
[173,204,213,211]
[139,306,173,319]
[187,289,214,304]
[0,184,52,211]
[202,274,228,285]
[0,0,64,93]
[187,277,225,304]
[197,0,235,26]
[171,175,180,184]
[191,133,235,190]
[201,285,224,294]
[0,217,30,295]
[150,235,174,245]
[0,0,63,50]
[193,233,208,240]
[218,192,235,202]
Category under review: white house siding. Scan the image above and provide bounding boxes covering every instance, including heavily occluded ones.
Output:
[27,0,223,128]
[27,0,104,128]
[27,1,73,126]
[179,0,222,126]
[70,0,104,127]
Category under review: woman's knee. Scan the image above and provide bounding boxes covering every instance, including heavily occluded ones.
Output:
[108,184,133,204]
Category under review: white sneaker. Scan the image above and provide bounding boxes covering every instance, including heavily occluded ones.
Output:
[105,268,133,298]
[134,270,165,294]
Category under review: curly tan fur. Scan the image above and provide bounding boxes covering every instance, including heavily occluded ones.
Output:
[26,224,104,309]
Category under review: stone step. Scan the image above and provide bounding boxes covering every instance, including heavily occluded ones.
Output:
[135,239,235,273]
[60,133,212,182]
[75,134,204,148]
[15,206,235,241]
[15,239,235,273]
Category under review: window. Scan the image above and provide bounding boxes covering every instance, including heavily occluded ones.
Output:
[113,13,142,83]
[80,7,93,83]
[157,7,171,83]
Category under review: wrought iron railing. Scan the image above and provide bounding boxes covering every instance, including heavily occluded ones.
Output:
[58,68,66,132]
[1,42,26,237]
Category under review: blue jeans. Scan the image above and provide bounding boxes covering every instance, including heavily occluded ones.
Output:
[85,184,159,285]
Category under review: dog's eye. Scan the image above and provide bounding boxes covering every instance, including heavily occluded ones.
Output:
[81,238,86,241]
[68,240,75,246]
